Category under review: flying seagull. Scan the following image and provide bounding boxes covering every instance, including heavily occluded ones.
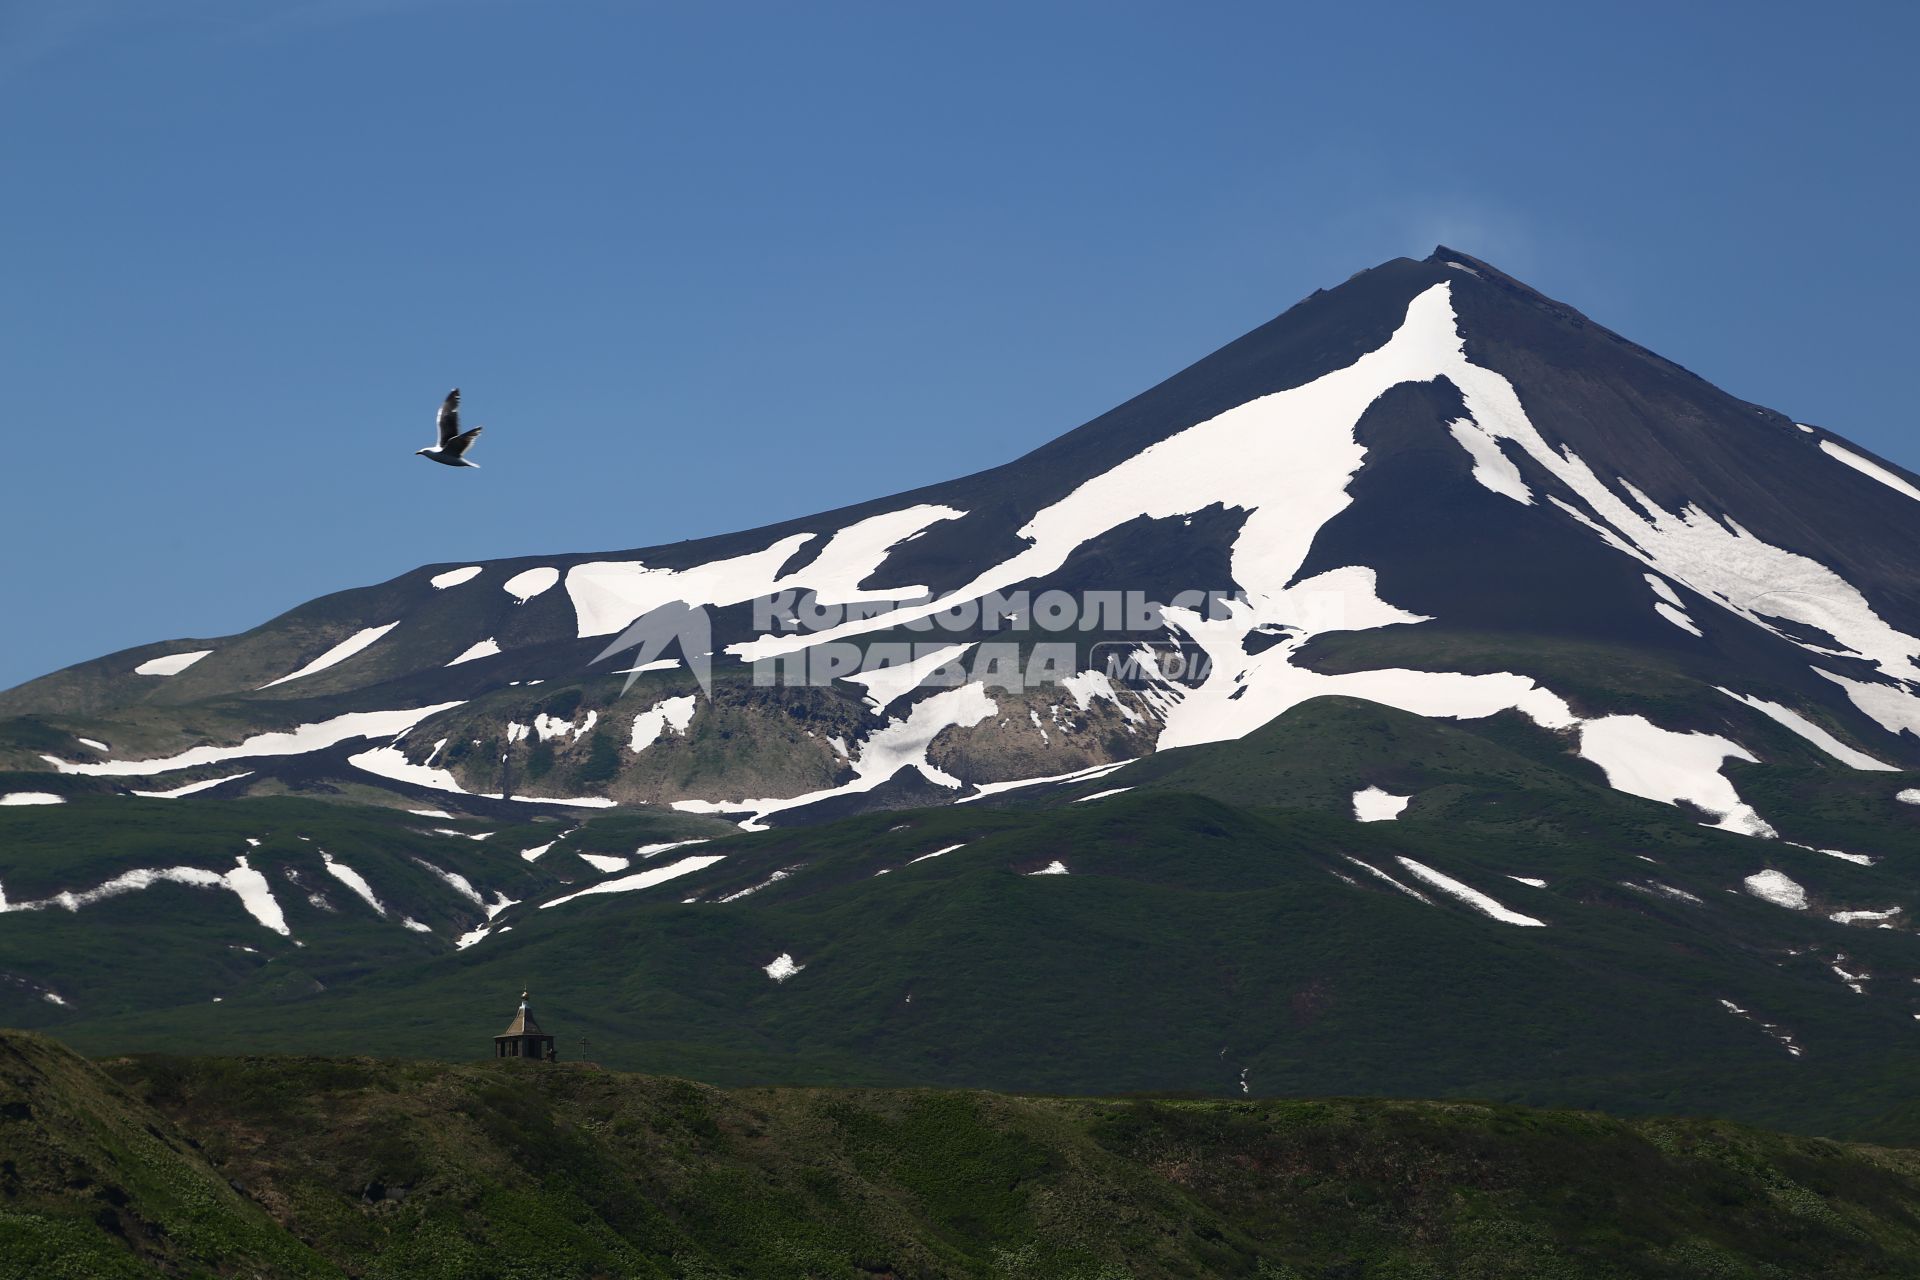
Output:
[416,389,483,468]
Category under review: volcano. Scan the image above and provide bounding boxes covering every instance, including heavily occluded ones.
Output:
[4,249,1919,1133]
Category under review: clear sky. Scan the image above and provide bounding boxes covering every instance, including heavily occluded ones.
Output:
[1,0,1914,690]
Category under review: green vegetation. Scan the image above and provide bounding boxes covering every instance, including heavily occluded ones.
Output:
[8,706,1920,1147]
[0,1030,334,1279]
[525,738,557,780]
[8,1029,1920,1278]
[576,730,623,784]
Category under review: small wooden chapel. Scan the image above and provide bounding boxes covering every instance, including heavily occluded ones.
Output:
[494,989,557,1061]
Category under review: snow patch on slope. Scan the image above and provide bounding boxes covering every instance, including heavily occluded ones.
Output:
[1744,870,1808,910]
[1812,668,1920,738]
[446,638,501,666]
[0,793,65,806]
[568,538,810,639]
[716,867,797,902]
[1625,881,1702,905]
[413,858,485,907]
[135,650,212,676]
[1792,842,1875,866]
[567,506,966,641]
[48,705,464,777]
[504,567,560,603]
[346,745,615,807]
[777,504,967,606]
[1576,716,1774,837]
[1654,603,1703,637]
[635,839,711,859]
[533,709,596,743]
[430,566,483,589]
[1056,668,1142,722]
[1351,787,1410,822]
[541,854,725,909]
[1340,856,1431,903]
[1448,418,1531,503]
[1645,575,1685,609]
[1831,907,1902,926]
[1396,858,1545,926]
[221,857,288,934]
[346,747,464,792]
[629,695,698,752]
[0,854,288,935]
[843,643,976,713]
[321,852,386,917]
[909,843,968,864]
[1715,688,1895,771]
[259,623,399,689]
[1719,999,1803,1057]
[131,772,254,799]
[763,953,804,982]
[1820,440,1920,504]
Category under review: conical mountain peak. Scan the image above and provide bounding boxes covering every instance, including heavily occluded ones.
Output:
[7,246,1920,1137]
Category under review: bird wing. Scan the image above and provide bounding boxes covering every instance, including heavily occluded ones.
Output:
[445,425,483,459]
[436,389,461,446]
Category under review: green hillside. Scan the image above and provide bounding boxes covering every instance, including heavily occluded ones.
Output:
[0,1030,335,1279]
[7,1029,1920,1279]
[8,696,1920,1144]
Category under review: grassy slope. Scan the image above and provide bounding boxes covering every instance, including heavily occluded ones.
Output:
[0,795,737,1027]
[12,700,1920,1143]
[39,785,1920,1143]
[0,796,585,1026]
[0,1031,336,1279]
[8,1029,1920,1279]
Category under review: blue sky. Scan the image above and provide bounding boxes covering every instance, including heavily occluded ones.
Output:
[1,0,1914,690]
